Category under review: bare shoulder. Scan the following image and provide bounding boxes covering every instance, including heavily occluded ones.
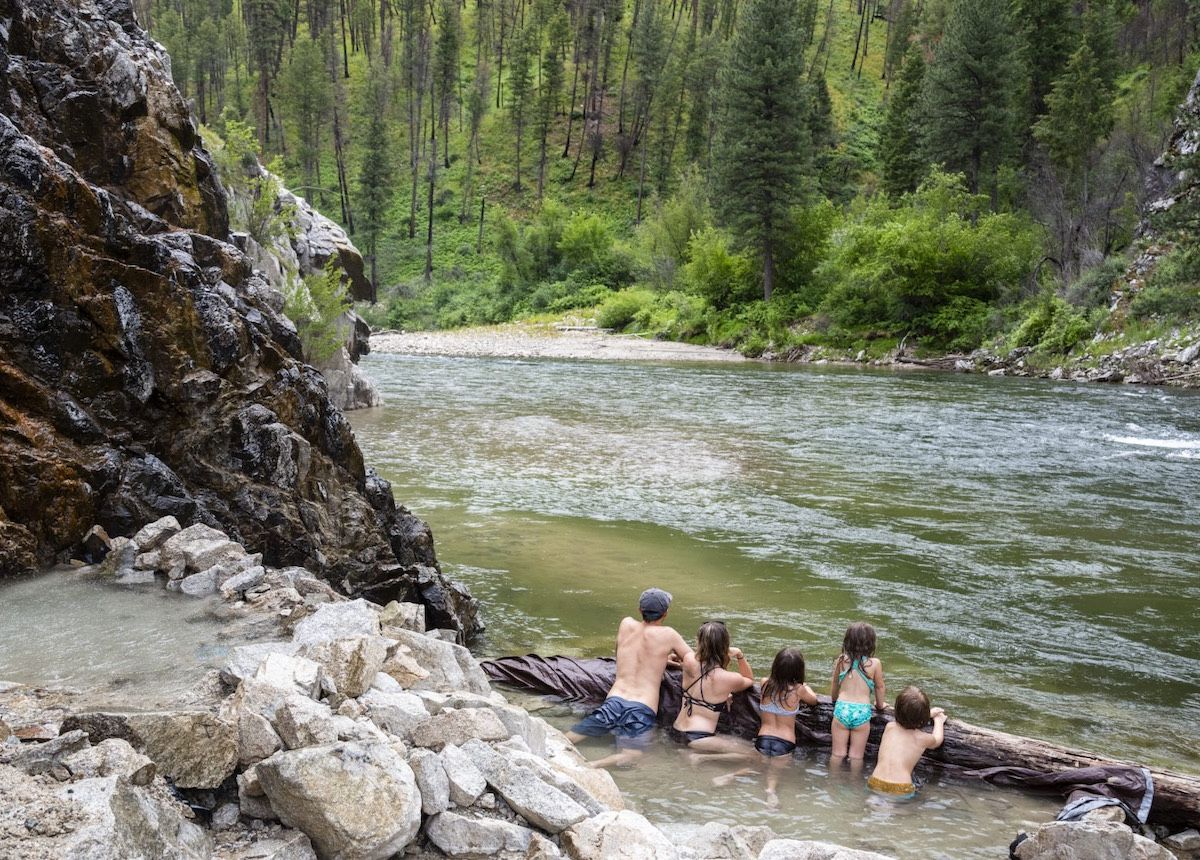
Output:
[869,657,884,674]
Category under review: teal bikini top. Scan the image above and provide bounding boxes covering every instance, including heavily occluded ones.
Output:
[838,657,875,692]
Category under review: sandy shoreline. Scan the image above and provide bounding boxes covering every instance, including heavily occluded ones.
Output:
[370,323,749,362]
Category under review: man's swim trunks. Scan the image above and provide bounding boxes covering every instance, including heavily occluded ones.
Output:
[868,774,916,798]
[572,696,657,749]
[754,735,797,757]
[832,700,873,730]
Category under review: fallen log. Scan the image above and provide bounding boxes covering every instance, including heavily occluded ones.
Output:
[482,654,1200,829]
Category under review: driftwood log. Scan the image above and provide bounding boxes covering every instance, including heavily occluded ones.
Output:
[483,654,1200,829]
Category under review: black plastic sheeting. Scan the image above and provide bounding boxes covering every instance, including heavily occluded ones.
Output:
[482,653,1155,823]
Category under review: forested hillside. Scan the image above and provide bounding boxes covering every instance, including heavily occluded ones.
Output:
[143,0,1199,359]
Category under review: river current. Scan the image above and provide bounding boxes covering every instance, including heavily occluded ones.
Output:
[352,352,1200,856]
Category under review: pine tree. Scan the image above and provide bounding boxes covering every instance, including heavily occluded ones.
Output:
[508,27,535,190]
[356,77,392,303]
[536,13,569,198]
[880,46,927,197]
[1034,41,1114,185]
[712,0,812,300]
[1011,0,1075,124]
[920,0,1019,199]
[278,37,332,195]
[434,0,462,169]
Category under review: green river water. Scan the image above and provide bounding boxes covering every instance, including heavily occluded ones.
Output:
[352,352,1200,857]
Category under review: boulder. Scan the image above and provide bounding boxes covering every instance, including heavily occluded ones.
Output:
[410,748,451,815]
[238,766,279,822]
[385,628,490,694]
[53,776,213,859]
[297,636,388,699]
[666,823,776,860]
[239,707,284,766]
[256,741,423,860]
[357,687,431,739]
[132,516,182,551]
[9,729,90,778]
[0,718,11,742]
[757,841,896,860]
[562,810,679,860]
[411,709,510,751]
[439,743,488,807]
[424,810,536,857]
[159,524,247,575]
[62,738,156,786]
[212,802,241,830]
[220,565,268,598]
[179,567,220,596]
[220,642,301,688]
[98,536,138,577]
[1014,820,1173,860]
[292,599,383,646]
[493,742,612,817]
[124,712,239,789]
[254,653,325,699]
[461,738,589,834]
[272,694,340,750]
[379,600,426,634]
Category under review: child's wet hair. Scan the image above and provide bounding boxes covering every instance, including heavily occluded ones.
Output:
[696,620,731,672]
[841,621,877,667]
[761,647,806,705]
[894,685,932,729]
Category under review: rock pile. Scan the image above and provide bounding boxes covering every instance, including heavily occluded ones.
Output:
[1,521,905,859]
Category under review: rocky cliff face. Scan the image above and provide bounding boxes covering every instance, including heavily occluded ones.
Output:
[0,0,478,637]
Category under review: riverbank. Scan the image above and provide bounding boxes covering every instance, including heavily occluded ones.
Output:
[371,321,748,362]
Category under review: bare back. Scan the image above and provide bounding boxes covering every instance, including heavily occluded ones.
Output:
[608,616,692,711]
[871,714,945,785]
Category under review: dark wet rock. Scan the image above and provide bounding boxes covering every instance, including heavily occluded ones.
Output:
[0,0,478,637]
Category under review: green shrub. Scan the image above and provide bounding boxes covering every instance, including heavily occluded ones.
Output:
[285,261,351,363]
[682,228,756,309]
[817,170,1043,348]
[1066,257,1125,309]
[1012,294,1095,355]
[558,211,613,271]
[1130,284,1200,320]
[596,288,656,330]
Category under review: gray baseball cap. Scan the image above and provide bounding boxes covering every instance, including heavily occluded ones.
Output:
[638,587,672,620]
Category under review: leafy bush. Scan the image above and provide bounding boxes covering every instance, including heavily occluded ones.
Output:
[558,211,613,271]
[682,228,757,309]
[631,291,710,340]
[285,261,351,363]
[1066,257,1126,309]
[596,288,656,330]
[1130,285,1200,319]
[1012,294,1094,355]
[817,171,1042,348]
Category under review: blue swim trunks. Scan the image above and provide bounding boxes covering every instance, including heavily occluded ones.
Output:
[833,700,873,730]
[571,696,657,749]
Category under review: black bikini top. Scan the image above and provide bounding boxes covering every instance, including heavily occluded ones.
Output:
[681,668,728,716]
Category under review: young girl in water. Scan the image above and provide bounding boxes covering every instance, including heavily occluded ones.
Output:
[714,646,818,806]
[830,621,887,761]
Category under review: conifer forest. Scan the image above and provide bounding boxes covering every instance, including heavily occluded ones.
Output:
[144,0,1200,357]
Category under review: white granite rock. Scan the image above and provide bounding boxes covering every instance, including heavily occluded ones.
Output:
[256,741,422,860]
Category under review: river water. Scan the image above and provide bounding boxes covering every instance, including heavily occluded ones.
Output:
[353,352,1200,856]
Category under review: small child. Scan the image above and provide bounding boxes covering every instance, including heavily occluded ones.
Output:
[867,685,947,797]
[713,647,818,807]
[830,621,886,760]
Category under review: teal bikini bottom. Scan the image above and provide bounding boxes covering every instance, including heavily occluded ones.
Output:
[833,700,873,730]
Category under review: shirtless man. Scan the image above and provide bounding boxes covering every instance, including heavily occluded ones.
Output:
[565,587,694,768]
